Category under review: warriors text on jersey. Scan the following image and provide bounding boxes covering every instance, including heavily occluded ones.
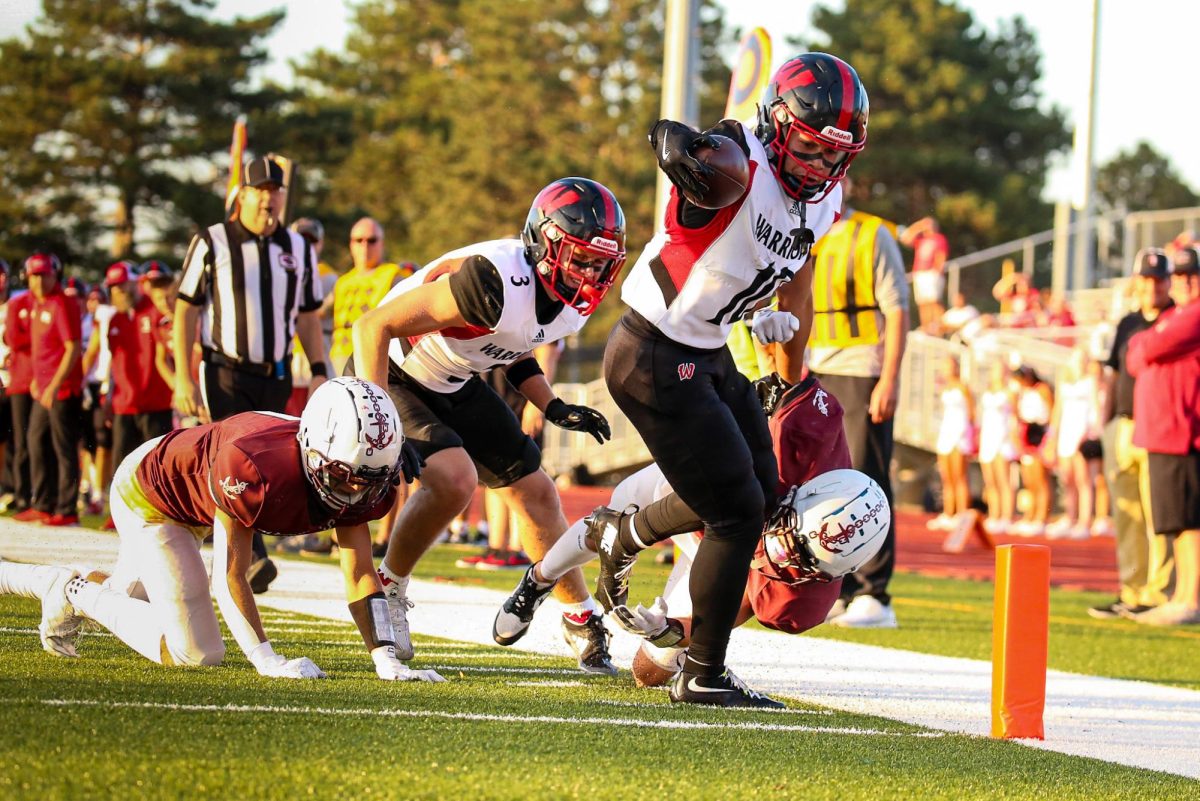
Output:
[380,239,588,393]
[131,412,395,535]
[622,120,842,350]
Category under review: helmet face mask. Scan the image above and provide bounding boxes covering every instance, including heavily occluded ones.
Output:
[298,377,404,513]
[522,177,627,316]
[762,470,890,581]
[756,53,869,202]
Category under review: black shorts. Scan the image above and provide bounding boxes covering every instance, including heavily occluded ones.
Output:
[1079,438,1103,461]
[1148,450,1200,535]
[385,364,540,489]
[81,382,112,453]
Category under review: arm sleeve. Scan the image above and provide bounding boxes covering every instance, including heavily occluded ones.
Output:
[208,445,264,528]
[873,227,910,313]
[177,231,212,306]
[448,256,504,329]
[298,238,322,313]
[1136,305,1200,365]
[675,119,753,230]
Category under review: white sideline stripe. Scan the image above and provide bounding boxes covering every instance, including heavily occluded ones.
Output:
[27,698,944,737]
[4,524,1200,779]
[513,681,585,688]
[593,699,835,716]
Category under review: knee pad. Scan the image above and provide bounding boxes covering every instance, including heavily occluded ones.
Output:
[166,637,225,668]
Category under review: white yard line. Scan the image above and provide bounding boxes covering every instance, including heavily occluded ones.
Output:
[3,522,1199,779]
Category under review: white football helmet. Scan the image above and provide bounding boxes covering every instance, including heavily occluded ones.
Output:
[762,469,890,582]
[298,377,403,512]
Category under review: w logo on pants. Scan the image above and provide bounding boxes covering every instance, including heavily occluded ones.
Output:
[677,362,696,381]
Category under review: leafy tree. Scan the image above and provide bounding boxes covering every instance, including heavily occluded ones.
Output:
[282,0,732,346]
[801,0,1071,253]
[0,0,285,269]
[1096,142,1199,214]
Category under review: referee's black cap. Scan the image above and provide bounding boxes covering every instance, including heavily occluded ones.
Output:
[1171,245,1199,276]
[242,156,285,189]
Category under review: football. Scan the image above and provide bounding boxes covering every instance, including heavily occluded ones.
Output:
[683,135,750,209]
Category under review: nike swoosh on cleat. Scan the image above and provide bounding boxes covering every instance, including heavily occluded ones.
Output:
[686,677,733,694]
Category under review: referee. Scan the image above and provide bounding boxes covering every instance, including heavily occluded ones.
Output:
[173,156,329,592]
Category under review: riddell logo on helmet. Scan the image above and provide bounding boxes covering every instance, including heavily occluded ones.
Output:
[590,236,619,254]
[813,494,885,554]
[820,125,853,145]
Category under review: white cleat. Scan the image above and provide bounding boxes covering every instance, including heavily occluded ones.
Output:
[38,567,83,658]
[828,595,898,629]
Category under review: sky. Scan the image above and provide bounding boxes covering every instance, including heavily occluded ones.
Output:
[0,0,1193,206]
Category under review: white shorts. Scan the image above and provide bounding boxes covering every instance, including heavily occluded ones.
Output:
[913,271,945,306]
[105,437,225,667]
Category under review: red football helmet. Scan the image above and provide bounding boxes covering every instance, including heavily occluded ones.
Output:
[521,177,627,316]
[755,53,869,202]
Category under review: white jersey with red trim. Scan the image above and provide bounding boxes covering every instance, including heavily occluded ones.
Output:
[382,239,587,393]
[621,121,842,350]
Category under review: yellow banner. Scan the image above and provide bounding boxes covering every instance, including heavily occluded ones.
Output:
[724,27,772,123]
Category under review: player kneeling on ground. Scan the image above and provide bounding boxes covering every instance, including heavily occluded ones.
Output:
[0,377,442,683]
[494,375,888,706]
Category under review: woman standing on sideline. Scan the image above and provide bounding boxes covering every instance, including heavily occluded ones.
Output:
[1013,365,1054,536]
[977,360,1017,534]
[930,356,974,529]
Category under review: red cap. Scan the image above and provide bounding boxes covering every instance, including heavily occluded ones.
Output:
[24,253,60,276]
[105,261,135,287]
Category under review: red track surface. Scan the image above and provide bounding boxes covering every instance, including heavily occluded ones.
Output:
[556,487,1120,594]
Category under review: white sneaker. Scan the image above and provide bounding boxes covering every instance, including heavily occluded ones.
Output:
[1090,518,1115,537]
[38,567,82,658]
[1044,517,1073,539]
[377,570,414,660]
[983,518,1010,536]
[1012,520,1044,537]
[824,597,848,623]
[926,514,955,531]
[1069,524,1091,540]
[1133,602,1200,627]
[828,595,898,629]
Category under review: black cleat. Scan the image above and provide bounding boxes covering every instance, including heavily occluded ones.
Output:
[669,668,785,709]
[493,564,557,646]
[246,557,278,595]
[584,506,637,612]
[562,613,618,676]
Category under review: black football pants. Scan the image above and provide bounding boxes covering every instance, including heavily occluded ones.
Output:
[604,312,777,676]
[28,395,83,516]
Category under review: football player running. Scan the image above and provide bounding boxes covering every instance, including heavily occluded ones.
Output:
[0,377,442,683]
[352,177,628,674]
[597,53,870,706]
[496,374,888,703]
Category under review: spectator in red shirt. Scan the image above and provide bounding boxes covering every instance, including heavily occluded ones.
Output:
[102,262,175,470]
[0,259,15,507]
[19,253,84,526]
[1126,245,1200,626]
[3,278,35,514]
[901,216,949,333]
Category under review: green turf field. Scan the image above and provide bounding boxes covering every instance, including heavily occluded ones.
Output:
[1,593,1196,801]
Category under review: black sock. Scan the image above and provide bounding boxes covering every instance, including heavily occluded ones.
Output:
[618,492,702,553]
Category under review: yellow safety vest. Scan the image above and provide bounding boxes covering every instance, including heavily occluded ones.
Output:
[810,212,891,348]
[330,262,414,365]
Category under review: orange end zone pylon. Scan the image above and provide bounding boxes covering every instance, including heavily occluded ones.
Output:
[991,543,1050,739]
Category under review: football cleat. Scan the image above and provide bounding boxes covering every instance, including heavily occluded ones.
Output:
[669,668,785,709]
[561,613,618,676]
[246,556,278,595]
[584,506,637,612]
[38,567,83,658]
[378,571,415,660]
[493,564,557,646]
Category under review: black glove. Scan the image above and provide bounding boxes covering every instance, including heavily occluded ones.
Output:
[648,119,722,198]
[753,372,791,417]
[399,439,424,484]
[545,398,611,444]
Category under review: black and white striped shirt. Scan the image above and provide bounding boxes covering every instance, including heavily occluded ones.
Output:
[178,220,323,365]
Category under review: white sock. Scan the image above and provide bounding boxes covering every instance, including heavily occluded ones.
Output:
[66,578,167,664]
[378,561,410,596]
[561,596,599,622]
[0,560,64,599]
[539,520,596,581]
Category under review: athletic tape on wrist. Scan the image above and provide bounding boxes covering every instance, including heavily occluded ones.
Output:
[349,592,395,651]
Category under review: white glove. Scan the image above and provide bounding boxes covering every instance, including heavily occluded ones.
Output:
[248,641,326,679]
[612,597,685,647]
[372,645,446,683]
[751,308,800,344]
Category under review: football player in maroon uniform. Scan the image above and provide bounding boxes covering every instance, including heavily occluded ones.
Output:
[0,377,441,682]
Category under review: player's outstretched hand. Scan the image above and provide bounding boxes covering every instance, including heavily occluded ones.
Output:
[751,308,800,345]
[612,597,686,648]
[545,399,611,444]
[399,439,424,484]
[648,119,721,198]
[371,646,446,682]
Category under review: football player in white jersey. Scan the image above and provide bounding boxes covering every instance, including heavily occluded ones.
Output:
[352,177,628,674]
[598,53,870,707]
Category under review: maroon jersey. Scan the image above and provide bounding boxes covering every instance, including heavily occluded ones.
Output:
[108,296,172,414]
[135,412,395,535]
[3,292,34,395]
[747,377,853,633]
